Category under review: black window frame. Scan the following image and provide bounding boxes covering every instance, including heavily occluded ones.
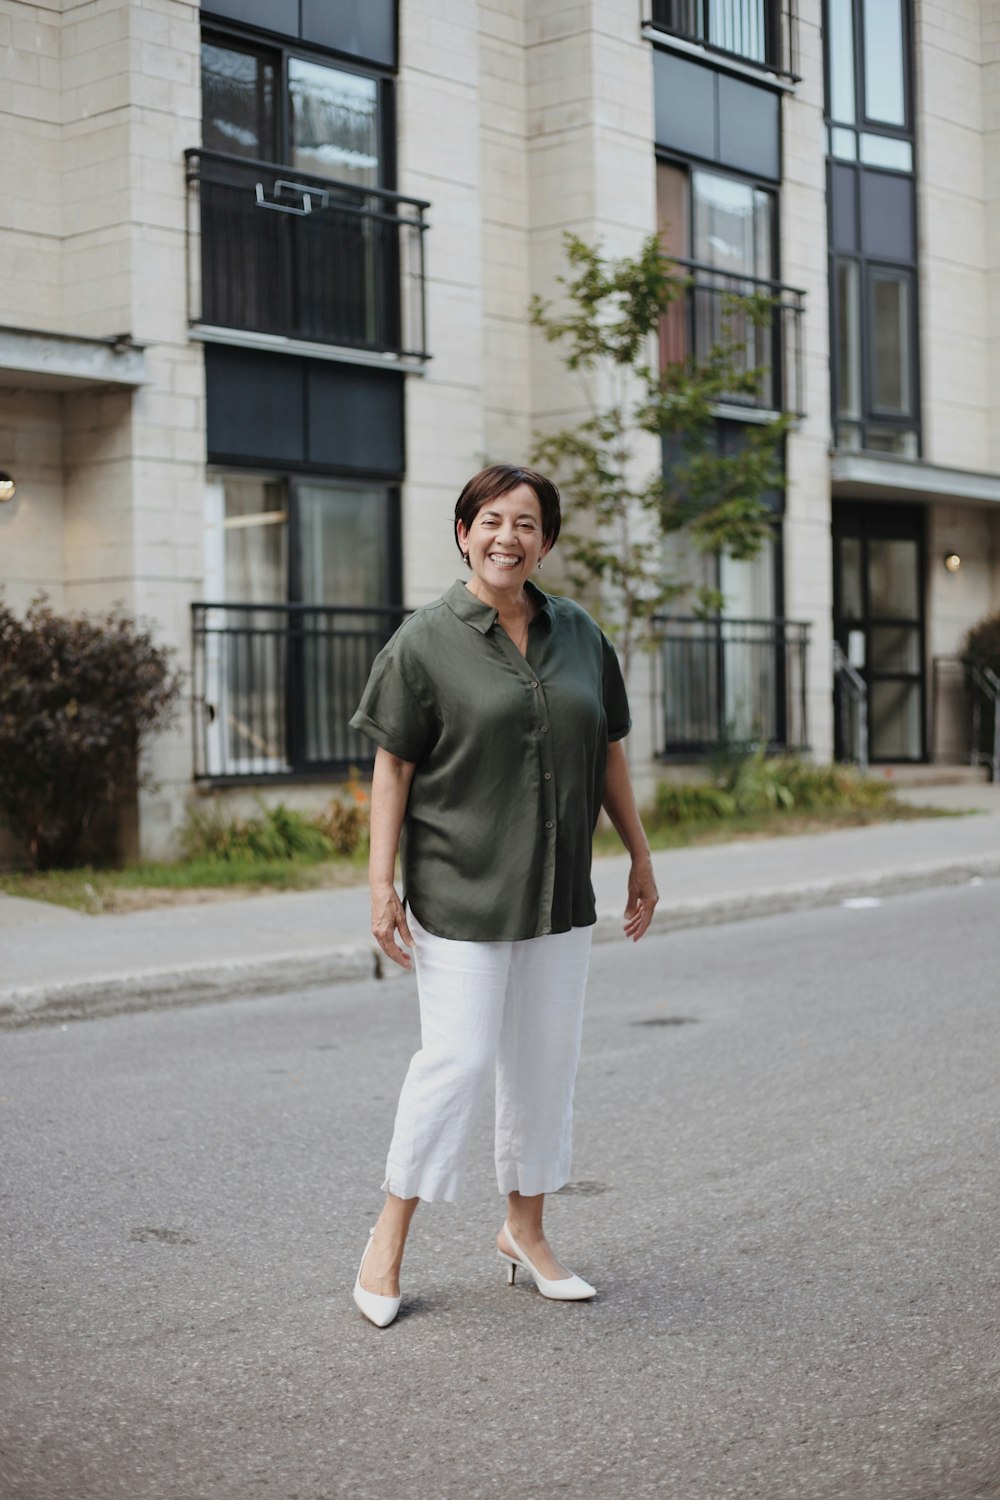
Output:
[823,0,920,456]
[201,20,397,191]
[822,0,914,135]
[655,150,781,282]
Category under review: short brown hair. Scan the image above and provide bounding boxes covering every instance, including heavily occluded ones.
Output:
[454,464,561,563]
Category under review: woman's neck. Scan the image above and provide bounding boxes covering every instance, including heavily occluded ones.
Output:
[465,577,531,623]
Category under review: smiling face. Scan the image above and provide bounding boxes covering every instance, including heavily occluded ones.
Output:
[456,483,552,599]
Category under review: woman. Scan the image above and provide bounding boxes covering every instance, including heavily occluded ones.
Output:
[348,463,658,1327]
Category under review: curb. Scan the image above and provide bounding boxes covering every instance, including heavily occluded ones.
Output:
[2,855,997,1030]
[0,945,375,1030]
[591,853,1000,943]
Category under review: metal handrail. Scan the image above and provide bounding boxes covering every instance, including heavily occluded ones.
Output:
[666,258,807,303]
[649,613,810,756]
[970,660,1000,783]
[185,148,431,213]
[833,641,868,775]
[659,260,806,417]
[184,149,430,361]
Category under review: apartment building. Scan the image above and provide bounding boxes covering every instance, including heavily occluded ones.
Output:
[1,0,999,859]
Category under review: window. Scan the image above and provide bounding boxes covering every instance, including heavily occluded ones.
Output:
[824,1,918,454]
[657,160,780,404]
[201,472,400,776]
[202,40,277,159]
[201,31,390,186]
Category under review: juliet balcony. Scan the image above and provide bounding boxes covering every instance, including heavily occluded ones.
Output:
[648,0,800,83]
[652,615,811,757]
[662,259,806,419]
[185,149,430,369]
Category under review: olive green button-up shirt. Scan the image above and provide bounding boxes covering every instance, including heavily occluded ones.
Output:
[349,579,631,942]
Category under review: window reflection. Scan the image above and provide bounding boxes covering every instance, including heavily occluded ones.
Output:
[871,273,911,415]
[836,261,861,419]
[202,42,276,159]
[288,60,380,187]
[827,0,856,123]
[863,0,906,126]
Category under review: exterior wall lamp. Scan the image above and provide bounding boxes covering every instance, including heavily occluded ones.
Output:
[943,552,962,573]
[0,472,15,504]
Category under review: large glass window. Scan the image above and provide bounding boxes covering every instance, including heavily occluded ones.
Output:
[201,32,385,186]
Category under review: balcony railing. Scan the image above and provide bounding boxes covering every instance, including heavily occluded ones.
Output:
[649,0,799,81]
[651,615,810,756]
[185,149,430,363]
[662,259,806,418]
[191,602,408,781]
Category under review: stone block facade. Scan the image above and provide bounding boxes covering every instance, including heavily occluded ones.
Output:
[2,0,1000,864]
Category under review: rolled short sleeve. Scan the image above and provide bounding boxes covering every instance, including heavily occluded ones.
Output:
[350,636,435,764]
[601,633,631,742]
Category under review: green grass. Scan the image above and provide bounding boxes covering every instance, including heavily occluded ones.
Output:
[592,798,957,857]
[0,797,960,915]
[0,847,369,914]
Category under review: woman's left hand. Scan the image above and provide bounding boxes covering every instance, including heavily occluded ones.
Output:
[623,857,659,941]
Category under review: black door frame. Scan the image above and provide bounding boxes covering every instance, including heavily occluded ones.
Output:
[832,499,927,763]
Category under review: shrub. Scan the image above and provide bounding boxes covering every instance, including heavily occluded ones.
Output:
[0,597,182,869]
[178,775,370,867]
[653,749,891,826]
[179,800,335,864]
[961,610,1000,677]
[653,782,737,823]
[312,769,370,856]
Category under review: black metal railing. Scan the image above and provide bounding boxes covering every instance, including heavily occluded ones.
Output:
[191,602,408,780]
[649,0,799,81]
[662,259,806,417]
[651,615,810,756]
[185,149,430,360]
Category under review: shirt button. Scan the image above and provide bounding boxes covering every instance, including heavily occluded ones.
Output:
[543,772,552,781]
[530,680,539,689]
[545,820,554,829]
[540,724,549,734]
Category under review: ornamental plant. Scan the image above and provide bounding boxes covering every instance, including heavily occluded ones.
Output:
[0,597,183,869]
[530,233,789,682]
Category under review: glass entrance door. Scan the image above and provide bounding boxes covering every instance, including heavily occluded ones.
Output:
[833,501,925,761]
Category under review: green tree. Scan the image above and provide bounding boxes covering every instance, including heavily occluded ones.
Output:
[530,232,791,682]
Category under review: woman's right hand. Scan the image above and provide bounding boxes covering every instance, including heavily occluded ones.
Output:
[371,881,414,970]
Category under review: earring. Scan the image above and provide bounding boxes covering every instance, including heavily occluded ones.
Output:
[537,560,544,570]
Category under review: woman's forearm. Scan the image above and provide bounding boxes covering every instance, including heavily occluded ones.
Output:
[602,740,652,865]
[369,746,417,888]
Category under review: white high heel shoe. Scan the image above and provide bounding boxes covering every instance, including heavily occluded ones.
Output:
[497,1219,596,1301]
[353,1226,401,1328]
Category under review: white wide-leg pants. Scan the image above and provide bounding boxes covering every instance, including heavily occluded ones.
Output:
[381,912,594,1204]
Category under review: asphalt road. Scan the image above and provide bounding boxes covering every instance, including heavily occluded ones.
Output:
[1,883,998,1500]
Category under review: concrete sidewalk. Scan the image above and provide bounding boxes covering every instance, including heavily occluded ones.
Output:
[2,783,998,1028]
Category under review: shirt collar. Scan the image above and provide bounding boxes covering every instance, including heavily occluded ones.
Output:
[444,578,553,634]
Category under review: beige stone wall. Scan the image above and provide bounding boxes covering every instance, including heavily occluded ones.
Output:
[0,391,66,609]
[914,0,992,472]
[0,0,205,859]
[782,0,835,762]
[397,0,487,607]
[983,2,1000,473]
